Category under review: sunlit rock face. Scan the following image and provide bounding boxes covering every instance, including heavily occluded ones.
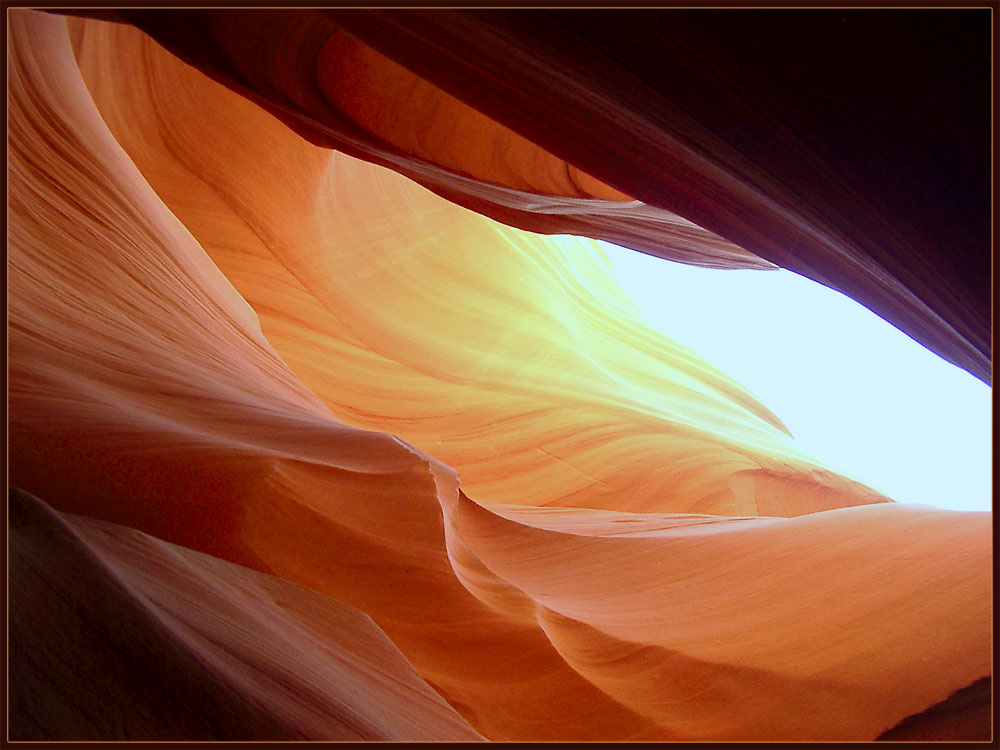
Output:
[7,9,992,742]
[104,8,992,383]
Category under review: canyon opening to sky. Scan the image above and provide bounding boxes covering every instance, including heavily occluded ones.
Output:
[607,246,992,513]
[7,6,992,744]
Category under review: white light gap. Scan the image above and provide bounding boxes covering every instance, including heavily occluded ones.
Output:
[603,241,991,512]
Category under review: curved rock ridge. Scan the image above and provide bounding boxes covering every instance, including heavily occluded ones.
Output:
[86,8,767,274]
[9,488,484,742]
[68,14,887,519]
[68,8,989,382]
[321,9,992,386]
[9,12,667,740]
[8,10,993,742]
[453,493,990,740]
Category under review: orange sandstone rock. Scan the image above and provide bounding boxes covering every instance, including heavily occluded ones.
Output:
[7,9,992,742]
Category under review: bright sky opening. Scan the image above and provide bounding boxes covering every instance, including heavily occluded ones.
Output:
[603,241,992,513]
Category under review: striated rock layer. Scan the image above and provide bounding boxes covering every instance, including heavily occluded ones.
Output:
[83,8,990,383]
[9,487,483,742]
[7,9,993,742]
[66,14,891,519]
